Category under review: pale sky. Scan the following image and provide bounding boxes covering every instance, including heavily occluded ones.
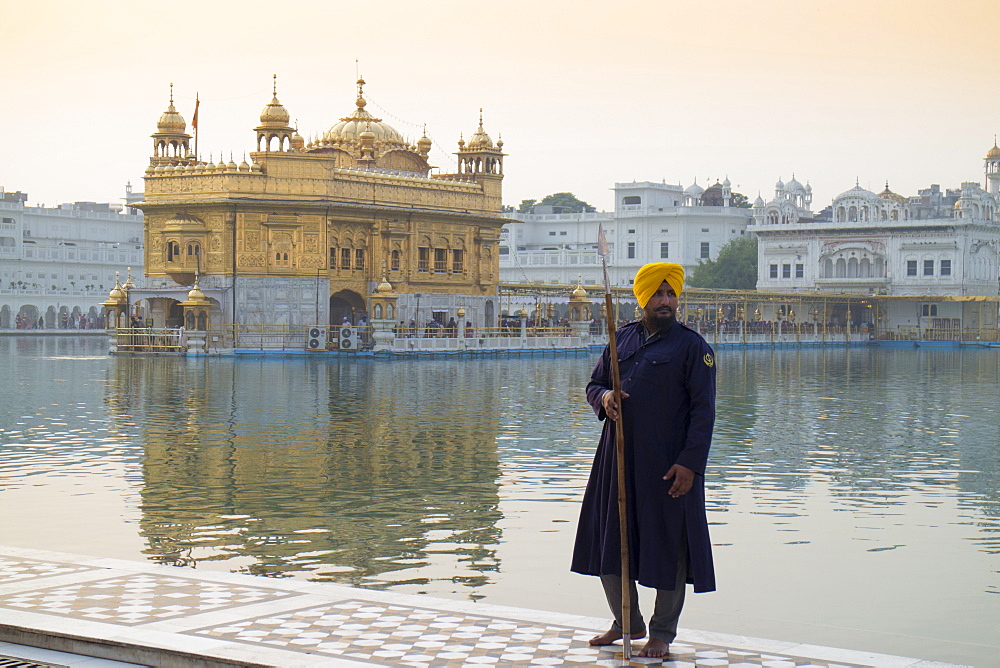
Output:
[3,0,999,213]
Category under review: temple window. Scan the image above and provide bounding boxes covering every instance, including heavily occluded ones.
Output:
[452,249,464,273]
[418,247,429,272]
[434,248,448,272]
[391,250,400,271]
[341,248,351,270]
[355,248,365,270]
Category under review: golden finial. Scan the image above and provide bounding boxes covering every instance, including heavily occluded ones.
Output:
[478,108,484,129]
[272,73,277,96]
[169,82,174,105]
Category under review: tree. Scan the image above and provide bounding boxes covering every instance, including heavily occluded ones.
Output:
[517,199,537,213]
[513,192,595,214]
[731,192,751,209]
[501,204,515,213]
[537,192,596,213]
[687,236,758,289]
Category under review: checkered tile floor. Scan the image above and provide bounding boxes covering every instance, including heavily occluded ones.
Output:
[0,550,936,667]
[0,557,96,585]
[3,571,292,625]
[191,600,857,667]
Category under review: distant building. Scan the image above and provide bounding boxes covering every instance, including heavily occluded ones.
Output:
[750,143,1000,333]
[0,187,144,328]
[501,179,752,288]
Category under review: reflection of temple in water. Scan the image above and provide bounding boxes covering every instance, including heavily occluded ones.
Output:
[105,356,502,591]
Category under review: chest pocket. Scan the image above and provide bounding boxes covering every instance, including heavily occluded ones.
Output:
[636,353,674,386]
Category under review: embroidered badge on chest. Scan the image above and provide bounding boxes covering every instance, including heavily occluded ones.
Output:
[703,353,714,367]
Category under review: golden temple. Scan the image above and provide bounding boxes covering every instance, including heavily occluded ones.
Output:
[130,76,506,331]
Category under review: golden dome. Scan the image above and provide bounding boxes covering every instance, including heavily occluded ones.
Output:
[987,142,1000,159]
[181,278,213,307]
[258,74,291,127]
[290,130,305,151]
[259,95,290,126]
[102,278,127,307]
[323,78,405,145]
[572,283,588,298]
[157,84,186,133]
[376,275,394,293]
[878,182,907,204]
[467,110,494,149]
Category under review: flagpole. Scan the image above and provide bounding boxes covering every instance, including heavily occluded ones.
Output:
[598,225,632,660]
[192,93,200,160]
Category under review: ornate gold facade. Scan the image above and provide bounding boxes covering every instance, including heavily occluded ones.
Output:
[135,78,506,328]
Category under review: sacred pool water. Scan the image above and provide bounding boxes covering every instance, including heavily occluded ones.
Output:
[0,336,997,665]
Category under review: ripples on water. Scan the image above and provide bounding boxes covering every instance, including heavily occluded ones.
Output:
[1,337,998,657]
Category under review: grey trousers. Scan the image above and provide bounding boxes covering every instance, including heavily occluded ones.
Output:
[599,533,688,643]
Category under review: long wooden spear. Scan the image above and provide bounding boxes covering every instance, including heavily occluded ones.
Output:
[598,224,632,660]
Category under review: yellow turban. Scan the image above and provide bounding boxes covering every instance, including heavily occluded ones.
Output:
[633,262,685,308]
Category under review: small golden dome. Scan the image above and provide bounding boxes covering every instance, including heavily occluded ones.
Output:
[290,131,305,151]
[572,283,588,298]
[260,95,291,125]
[102,278,127,307]
[157,84,186,133]
[987,142,1000,159]
[467,110,494,149]
[259,75,291,126]
[376,276,394,293]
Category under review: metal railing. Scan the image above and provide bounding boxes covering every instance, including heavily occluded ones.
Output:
[114,328,185,353]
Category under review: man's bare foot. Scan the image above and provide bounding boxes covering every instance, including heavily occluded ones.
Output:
[588,627,646,646]
[636,637,670,657]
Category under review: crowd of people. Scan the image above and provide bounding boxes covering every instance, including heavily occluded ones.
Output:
[11,312,106,330]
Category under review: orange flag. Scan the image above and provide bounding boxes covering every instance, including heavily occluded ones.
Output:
[192,93,200,130]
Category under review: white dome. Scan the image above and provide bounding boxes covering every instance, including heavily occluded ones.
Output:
[685,181,704,197]
[835,184,876,202]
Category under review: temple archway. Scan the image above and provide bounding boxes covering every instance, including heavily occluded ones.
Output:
[330,289,366,326]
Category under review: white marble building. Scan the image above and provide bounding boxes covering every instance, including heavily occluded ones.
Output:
[0,186,144,328]
[751,144,1000,333]
[501,180,752,288]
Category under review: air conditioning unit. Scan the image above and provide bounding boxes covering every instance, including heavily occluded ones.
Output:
[338,325,356,352]
[306,326,326,351]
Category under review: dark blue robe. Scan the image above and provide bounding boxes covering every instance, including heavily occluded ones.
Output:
[571,320,717,593]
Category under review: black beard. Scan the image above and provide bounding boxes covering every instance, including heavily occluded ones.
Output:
[643,309,676,332]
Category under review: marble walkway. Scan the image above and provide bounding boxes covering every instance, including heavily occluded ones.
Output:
[0,546,952,668]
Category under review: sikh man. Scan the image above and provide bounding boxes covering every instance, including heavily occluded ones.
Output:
[571,261,717,658]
